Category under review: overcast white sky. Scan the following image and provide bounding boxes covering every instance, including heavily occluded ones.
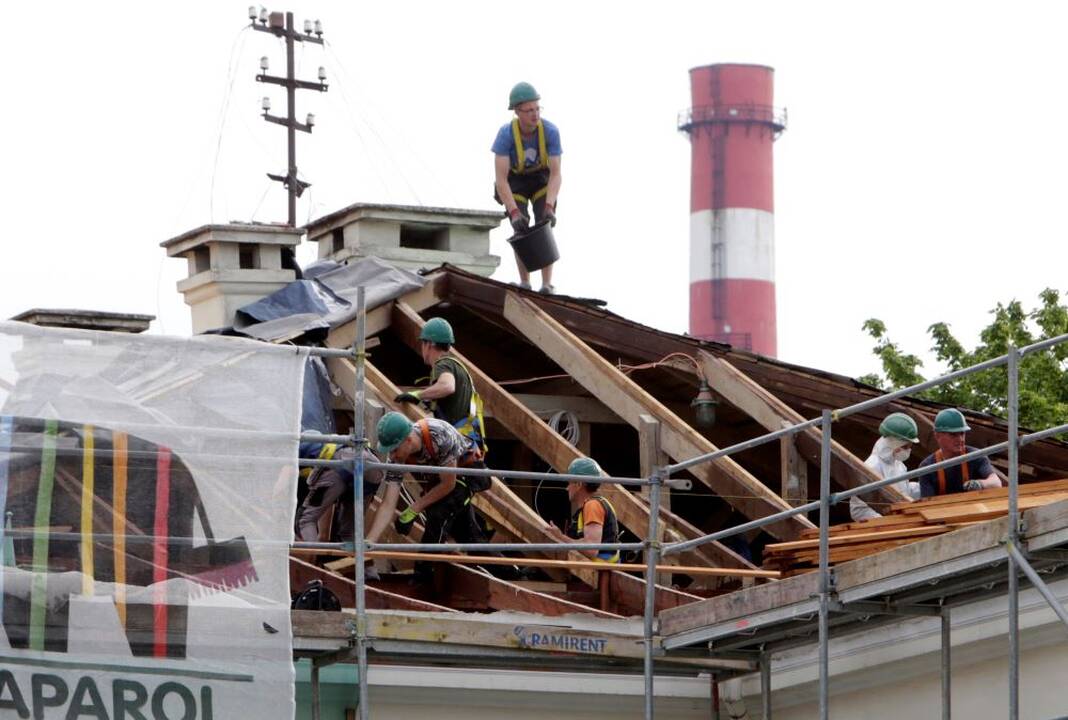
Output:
[2,2,1066,383]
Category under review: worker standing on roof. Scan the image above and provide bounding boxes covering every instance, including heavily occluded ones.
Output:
[394,317,486,452]
[545,458,620,562]
[492,81,562,294]
[918,408,1003,497]
[850,412,922,522]
[373,411,493,581]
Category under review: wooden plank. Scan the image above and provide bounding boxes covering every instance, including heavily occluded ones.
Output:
[502,292,811,541]
[608,570,704,616]
[659,572,820,636]
[366,608,644,656]
[764,525,951,553]
[699,353,908,507]
[442,563,624,618]
[834,517,1009,591]
[326,550,780,579]
[889,478,1068,513]
[289,556,456,613]
[390,300,754,573]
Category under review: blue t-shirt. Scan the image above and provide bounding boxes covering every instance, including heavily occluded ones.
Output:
[918,447,996,497]
[491,119,562,171]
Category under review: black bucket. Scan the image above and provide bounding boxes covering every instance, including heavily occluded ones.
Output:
[507,221,559,272]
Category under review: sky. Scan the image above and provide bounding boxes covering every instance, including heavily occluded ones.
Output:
[2,1,1066,383]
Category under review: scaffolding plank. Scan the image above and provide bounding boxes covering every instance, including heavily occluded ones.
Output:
[501,292,811,541]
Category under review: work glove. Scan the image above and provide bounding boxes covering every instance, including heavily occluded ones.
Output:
[963,479,984,492]
[394,507,418,536]
[508,207,529,234]
[543,202,557,227]
[394,390,422,404]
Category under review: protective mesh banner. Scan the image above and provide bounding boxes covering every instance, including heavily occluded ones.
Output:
[0,321,304,719]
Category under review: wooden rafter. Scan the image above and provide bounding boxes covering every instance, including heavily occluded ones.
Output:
[698,352,910,507]
[389,301,755,574]
[501,292,812,541]
[327,345,701,611]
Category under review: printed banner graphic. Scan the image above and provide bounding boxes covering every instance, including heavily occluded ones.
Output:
[0,322,304,719]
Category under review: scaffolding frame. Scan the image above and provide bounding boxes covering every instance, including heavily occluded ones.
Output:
[292,287,1068,720]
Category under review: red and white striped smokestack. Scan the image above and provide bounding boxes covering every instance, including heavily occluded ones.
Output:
[680,64,786,356]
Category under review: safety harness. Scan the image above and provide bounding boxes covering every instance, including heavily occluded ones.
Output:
[300,442,338,480]
[508,118,549,204]
[934,449,969,496]
[569,496,620,563]
[417,419,490,494]
[431,355,488,454]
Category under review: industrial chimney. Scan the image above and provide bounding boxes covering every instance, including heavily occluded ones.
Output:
[679,64,785,356]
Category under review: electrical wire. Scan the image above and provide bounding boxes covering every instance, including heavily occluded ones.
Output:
[209,25,252,224]
[533,410,580,518]
[498,351,707,388]
[322,40,428,205]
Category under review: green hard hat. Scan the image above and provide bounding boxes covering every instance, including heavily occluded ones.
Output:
[879,412,920,443]
[377,411,413,455]
[568,457,603,477]
[934,408,971,433]
[419,317,455,345]
[508,82,540,110]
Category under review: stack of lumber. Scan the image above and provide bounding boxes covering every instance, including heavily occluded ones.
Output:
[762,478,1068,576]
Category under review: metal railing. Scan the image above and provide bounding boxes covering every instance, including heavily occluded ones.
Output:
[677,103,787,134]
[297,284,1068,720]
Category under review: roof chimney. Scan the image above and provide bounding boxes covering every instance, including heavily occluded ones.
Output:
[302,202,501,277]
[10,309,154,333]
[160,223,302,333]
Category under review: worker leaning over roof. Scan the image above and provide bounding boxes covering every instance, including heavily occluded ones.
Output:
[395,317,486,452]
[545,457,621,563]
[918,409,1003,497]
[296,438,386,542]
[850,412,922,522]
[492,81,562,294]
[372,411,493,581]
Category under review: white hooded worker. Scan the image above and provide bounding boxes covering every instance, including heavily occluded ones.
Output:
[850,412,923,522]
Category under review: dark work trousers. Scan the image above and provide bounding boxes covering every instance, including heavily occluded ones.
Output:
[415,482,486,579]
[495,171,553,226]
[297,467,378,543]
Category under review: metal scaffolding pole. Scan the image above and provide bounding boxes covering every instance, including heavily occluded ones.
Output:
[817,410,832,720]
[760,651,772,719]
[1007,345,1019,720]
[352,288,370,720]
[643,471,663,720]
[1004,541,1068,629]
[941,609,951,720]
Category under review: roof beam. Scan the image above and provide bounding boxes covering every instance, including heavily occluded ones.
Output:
[698,353,909,507]
[502,292,812,541]
[390,301,755,574]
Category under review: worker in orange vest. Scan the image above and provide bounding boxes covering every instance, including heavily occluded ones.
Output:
[492,81,562,294]
[918,409,1002,497]
[545,458,620,563]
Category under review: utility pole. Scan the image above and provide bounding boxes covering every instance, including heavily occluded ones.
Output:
[250,7,328,227]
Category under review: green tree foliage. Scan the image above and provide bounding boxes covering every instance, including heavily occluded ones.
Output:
[859,289,1068,430]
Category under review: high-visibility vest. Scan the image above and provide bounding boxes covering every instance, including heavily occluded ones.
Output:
[431,355,487,454]
[300,442,338,480]
[934,449,969,495]
[568,496,620,563]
